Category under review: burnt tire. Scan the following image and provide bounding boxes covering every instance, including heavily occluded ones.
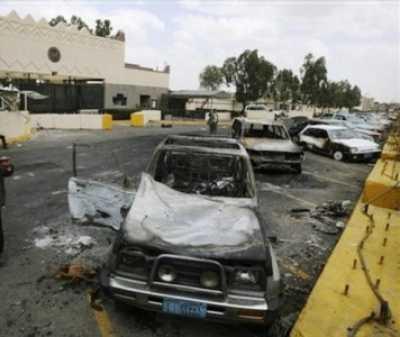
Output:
[333,150,344,161]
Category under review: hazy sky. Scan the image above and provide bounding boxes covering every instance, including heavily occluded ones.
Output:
[0,0,399,102]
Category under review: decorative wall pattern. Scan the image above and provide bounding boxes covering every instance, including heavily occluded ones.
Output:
[0,11,169,88]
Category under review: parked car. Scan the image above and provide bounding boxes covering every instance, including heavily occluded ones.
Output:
[232,118,303,173]
[299,125,381,161]
[284,116,310,141]
[69,135,282,325]
[244,104,276,120]
[317,112,384,142]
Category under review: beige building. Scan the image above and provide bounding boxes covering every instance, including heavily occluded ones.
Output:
[0,11,169,112]
[360,96,375,112]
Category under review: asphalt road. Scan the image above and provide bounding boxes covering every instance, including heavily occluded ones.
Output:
[0,125,371,337]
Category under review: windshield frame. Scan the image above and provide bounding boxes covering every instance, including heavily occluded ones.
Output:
[244,123,289,139]
[148,148,256,199]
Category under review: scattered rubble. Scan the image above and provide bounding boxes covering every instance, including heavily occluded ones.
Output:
[290,200,352,235]
[34,232,95,255]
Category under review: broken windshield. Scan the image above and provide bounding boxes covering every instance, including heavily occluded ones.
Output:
[153,150,252,198]
[244,124,289,139]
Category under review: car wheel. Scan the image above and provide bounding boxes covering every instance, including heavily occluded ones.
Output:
[333,150,344,161]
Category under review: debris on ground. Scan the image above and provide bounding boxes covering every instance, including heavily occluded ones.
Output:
[290,200,352,235]
[34,233,95,255]
[56,263,96,283]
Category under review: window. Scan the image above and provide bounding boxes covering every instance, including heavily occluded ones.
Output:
[140,95,151,108]
[112,93,127,106]
[303,128,318,137]
[153,150,251,198]
[244,124,288,139]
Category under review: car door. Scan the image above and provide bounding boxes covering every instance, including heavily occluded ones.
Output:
[318,129,331,153]
[300,127,318,148]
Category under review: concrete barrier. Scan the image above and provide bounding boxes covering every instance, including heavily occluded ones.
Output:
[131,110,161,127]
[0,110,32,143]
[290,123,400,337]
[30,114,112,130]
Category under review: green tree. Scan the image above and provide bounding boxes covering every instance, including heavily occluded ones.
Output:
[343,84,362,110]
[222,49,276,110]
[71,15,92,32]
[199,65,224,91]
[49,15,67,27]
[49,15,113,37]
[300,53,328,106]
[271,69,301,109]
[95,19,113,37]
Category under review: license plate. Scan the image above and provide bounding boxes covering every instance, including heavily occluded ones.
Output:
[162,298,207,319]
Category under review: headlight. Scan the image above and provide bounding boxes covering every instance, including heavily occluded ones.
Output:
[157,265,177,283]
[351,147,359,153]
[200,271,220,288]
[235,269,258,285]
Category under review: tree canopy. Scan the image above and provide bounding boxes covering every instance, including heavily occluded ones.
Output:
[300,53,328,106]
[49,15,113,37]
[95,19,113,37]
[222,49,276,109]
[271,69,301,108]
[199,65,224,91]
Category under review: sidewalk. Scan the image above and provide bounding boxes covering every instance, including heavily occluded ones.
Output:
[290,125,400,337]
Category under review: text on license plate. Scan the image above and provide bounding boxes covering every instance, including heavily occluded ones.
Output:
[162,298,207,318]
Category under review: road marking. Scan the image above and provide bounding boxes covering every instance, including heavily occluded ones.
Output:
[303,170,359,189]
[259,183,317,207]
[87,293,117,337]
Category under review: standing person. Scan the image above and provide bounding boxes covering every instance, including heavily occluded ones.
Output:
[0,156,14,255]
[208,110,219,135]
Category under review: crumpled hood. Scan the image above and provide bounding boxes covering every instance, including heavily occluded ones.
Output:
[335,138,379,150]
[243,138,301,153]
[122,173,266,261]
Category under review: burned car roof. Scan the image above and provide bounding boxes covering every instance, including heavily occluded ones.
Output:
[234,117,286,127]
[157,135,249,157]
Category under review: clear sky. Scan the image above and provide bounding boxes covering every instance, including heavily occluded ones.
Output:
[0,0,399,102]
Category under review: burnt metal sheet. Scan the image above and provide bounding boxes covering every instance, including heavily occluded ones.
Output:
[68,177,136,230]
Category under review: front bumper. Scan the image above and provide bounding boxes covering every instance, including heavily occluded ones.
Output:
[251,156,302,169]
[105,273,277,324]
[349,151,381,161]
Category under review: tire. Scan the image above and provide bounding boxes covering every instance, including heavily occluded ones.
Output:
[292,163,302,174]
[333,150,344,161]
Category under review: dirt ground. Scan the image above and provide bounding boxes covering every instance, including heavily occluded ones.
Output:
[0,125,372,337]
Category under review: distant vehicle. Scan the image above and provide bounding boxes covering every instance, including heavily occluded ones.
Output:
[284,116,310,141]
[232,118,303,173]
[317,112,383,142]
[69,135,282,325]
[244,104,276,120]
[299,125,381,161]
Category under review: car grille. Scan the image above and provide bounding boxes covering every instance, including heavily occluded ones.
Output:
[150,255,227,297]
[249,151,300,161]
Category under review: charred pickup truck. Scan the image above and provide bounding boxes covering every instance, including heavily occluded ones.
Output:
[69,135,282,324]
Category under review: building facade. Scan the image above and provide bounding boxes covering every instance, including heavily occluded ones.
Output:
[0,11,169,113]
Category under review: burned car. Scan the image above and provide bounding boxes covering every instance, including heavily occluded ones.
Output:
[232,118,303,173]
[69,135,281,324]
[299,124,381,161]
